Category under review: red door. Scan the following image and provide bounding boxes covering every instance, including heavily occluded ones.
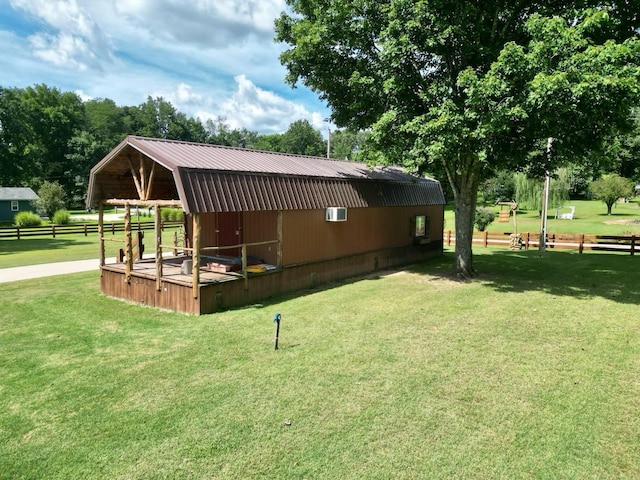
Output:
[217,212,242,258]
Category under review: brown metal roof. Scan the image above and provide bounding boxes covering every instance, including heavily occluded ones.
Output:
[180,170,444,212]
[87,136,446,213]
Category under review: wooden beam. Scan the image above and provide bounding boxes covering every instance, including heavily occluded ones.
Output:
[155,205,163,291]
[277,210,283,268]
[145,162,156,201]
[103,199,182,207]
[139,153,146,201]
[242,244,248,290]
[127,155,144,200]
[98,202,105,267]
[124,204,132,283]
[192,213,200,298]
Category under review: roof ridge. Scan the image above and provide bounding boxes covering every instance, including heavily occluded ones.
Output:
[128,135,352,164]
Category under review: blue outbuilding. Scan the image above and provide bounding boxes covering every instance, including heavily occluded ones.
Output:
[0,187,39,223]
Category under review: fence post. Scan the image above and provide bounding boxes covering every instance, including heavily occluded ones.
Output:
[447,230,452,246]
[84,224,87,236]
[525,232,530,250]
[631,235,635,256]
[17,226,20,240]
[52,225,56,238]
[483,230,488,248]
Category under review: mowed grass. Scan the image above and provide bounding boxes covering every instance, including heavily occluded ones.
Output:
[445,199,640,235]
[1,249,639,479]
[0,228,180,269]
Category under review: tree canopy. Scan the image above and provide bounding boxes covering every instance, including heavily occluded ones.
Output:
[276,2,640,277]
[590,173,635,214]
[0,86,344,209]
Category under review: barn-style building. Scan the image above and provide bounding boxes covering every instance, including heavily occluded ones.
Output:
[86,136,445,314]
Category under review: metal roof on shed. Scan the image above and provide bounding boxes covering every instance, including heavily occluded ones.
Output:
[87,136,446,213]
[0,187,38,201]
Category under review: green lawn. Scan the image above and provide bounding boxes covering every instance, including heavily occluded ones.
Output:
[446,199,640,235]
[0,228,180,269]
[1,249,639,479]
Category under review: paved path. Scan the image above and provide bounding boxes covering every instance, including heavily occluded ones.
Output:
[0,258,104,283]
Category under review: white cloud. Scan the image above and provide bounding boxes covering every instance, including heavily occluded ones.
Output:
[1,1,330,136]
[219,75,317,133]
[157,76,327,134]
[9,0,113,71]
[113,0,285,48]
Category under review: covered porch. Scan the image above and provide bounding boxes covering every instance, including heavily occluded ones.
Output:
[97,198,283,313]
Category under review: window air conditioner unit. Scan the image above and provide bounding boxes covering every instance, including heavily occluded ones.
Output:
[326,207,347,222]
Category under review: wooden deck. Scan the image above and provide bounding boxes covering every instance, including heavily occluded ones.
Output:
[99,242,443,315]
[102,255,248,286]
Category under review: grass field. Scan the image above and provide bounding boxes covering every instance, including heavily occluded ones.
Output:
[1,249,639,479]
[2,199,639,270]
[0,227,180,269]
[446,199,640,236]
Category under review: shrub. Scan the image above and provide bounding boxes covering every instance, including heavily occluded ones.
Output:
[34,181,66,219]
[161,208,183,222]
[52,209,71,225]
[474,207,496,232]
[14,211,42,227]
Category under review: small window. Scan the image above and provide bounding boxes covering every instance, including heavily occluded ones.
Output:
[11,200,19,212]
[415,215,428,237]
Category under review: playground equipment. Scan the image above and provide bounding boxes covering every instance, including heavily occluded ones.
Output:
[497,201,522,250]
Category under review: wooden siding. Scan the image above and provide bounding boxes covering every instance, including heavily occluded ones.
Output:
[243,210,278,265]
[101,268,201,314]
[282,205,443,266]
[101,241,442,315]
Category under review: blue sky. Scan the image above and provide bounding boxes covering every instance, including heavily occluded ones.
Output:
[0,0,331,134]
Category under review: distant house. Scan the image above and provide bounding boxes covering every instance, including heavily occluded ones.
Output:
[0,187,39,223]
[86,136,446,314]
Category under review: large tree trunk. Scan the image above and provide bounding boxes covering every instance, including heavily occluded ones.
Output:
[445,158,480,278]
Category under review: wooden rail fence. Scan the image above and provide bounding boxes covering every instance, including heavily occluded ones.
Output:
[0,221,183,240]
[444,230,638,255]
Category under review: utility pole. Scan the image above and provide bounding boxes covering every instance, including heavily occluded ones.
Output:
[539,137,553,254]
[326,126,331,159]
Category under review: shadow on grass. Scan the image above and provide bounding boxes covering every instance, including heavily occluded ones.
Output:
[407,249,640,306]
[208,248,639,316]
[0,237,93,256]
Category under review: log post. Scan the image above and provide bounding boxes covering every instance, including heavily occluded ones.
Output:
[242,244,248,290]
[277,211,283,268]
[98,202,105,266]
[124,203,133,283]
[483,230,488,248]
[155,204,163,290]
[631,235,636,256]
[192,213,200,299]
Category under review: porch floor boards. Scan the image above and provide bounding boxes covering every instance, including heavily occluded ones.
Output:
[103,256,244,286]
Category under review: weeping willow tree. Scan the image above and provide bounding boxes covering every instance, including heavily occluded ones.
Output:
[515,169,570,212]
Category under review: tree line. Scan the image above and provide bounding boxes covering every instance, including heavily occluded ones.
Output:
[0,84,366,208]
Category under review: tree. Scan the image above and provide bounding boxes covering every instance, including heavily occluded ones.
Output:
[514,171,569,212]
[276,2,640,277]
[329,129,368,160]
[590,173,634,215]
[481,170,515,205]
[34,181,66,219]
[252,133,282,152]
[279,119,325,156]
